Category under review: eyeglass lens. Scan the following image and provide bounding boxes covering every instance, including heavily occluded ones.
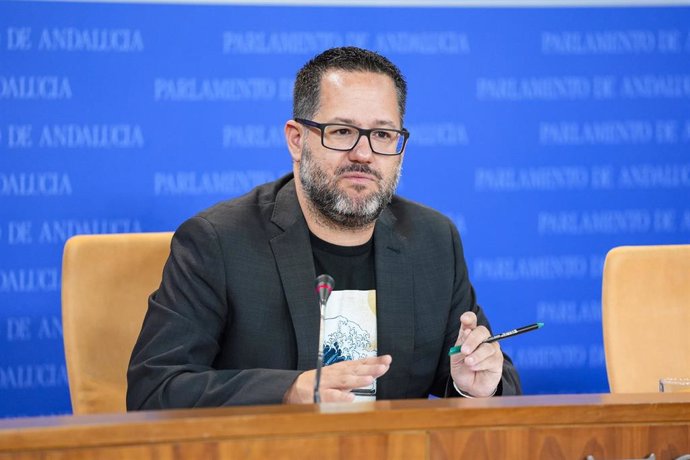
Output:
[322,124,404,155]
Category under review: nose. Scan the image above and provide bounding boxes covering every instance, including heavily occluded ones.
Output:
[347,133,374,163]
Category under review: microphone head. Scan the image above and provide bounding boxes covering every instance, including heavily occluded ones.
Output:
[314,274,335,304]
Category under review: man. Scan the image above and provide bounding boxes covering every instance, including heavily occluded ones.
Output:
[127,47,521,409]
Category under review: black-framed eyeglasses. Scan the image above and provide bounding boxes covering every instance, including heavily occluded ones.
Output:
[295,118,409,156]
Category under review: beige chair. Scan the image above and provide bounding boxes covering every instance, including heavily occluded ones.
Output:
[602,244,690,393]
[62,232,173,414]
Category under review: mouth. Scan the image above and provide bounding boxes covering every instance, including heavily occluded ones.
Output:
[336,164,383,184]
[339,172,378,184]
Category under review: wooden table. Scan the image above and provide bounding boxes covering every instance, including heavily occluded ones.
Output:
[1,393,689,459]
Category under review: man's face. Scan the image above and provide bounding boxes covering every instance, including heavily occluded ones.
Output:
[298,70,404,229]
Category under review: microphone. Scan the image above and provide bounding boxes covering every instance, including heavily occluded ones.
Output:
[315,274,335,304]
[313,274,334,403]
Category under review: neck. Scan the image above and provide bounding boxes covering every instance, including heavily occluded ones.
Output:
[295,181,376,247]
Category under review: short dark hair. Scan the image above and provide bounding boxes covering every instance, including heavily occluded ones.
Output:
[293,47,407,125]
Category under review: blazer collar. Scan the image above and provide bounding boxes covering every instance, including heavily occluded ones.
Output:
[269,177,319,370]
[373,206,415,399]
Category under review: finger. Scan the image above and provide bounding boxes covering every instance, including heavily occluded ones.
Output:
[465,353,503,373]
[455,325,491,357]
[454,327,471,346]
[460,311,477,329]
[317,355,391,389]
[455,312,478,346]
[321,388,356,403]
[359,354,392,366]
[463,342,501,368]
[321,370,375,390]
[340,355,392,378]
[356,360,391,379]
[325,358,391,390]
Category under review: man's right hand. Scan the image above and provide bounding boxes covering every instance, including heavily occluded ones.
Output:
[283,354,392,403]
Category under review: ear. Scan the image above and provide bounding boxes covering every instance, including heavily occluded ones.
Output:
[285,120,304,163]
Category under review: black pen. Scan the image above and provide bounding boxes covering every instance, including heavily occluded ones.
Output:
[448,322,544,356]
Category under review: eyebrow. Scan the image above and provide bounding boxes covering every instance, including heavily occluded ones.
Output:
[329,117,398,129]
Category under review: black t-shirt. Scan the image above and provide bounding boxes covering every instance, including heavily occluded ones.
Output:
[310,232,378,399]
[310,232,375,291]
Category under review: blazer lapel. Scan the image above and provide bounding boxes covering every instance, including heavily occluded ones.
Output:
[269,179,319,371]
[374,207,414,399]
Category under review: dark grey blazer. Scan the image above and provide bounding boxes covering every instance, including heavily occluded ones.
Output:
[127,174,521,410]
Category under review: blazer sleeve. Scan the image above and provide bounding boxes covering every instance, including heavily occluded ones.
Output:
[126,216,301,410]
[431,220,522,398]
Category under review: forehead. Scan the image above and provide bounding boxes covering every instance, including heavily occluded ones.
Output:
[316,70,400,125]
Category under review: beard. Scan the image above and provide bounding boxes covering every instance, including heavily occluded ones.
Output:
[299,144,401,230]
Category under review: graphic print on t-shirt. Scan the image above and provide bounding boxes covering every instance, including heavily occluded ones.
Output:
[323,289,377,401]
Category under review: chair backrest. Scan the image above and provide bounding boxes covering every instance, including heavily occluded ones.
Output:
[602,244,690,393]
[61,232,173,414]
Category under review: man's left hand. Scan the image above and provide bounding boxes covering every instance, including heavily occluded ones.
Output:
[450,311,503,397]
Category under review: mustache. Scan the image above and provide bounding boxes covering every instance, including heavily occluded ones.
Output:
[335,163,383,180]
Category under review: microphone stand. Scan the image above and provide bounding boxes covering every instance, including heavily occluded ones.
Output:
[313,274,334,404]
[314,295,327,403]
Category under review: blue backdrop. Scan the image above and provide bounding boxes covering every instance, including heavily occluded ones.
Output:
[1,1,689,418]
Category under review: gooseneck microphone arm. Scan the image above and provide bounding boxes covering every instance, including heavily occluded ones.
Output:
[314,274,335,404]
